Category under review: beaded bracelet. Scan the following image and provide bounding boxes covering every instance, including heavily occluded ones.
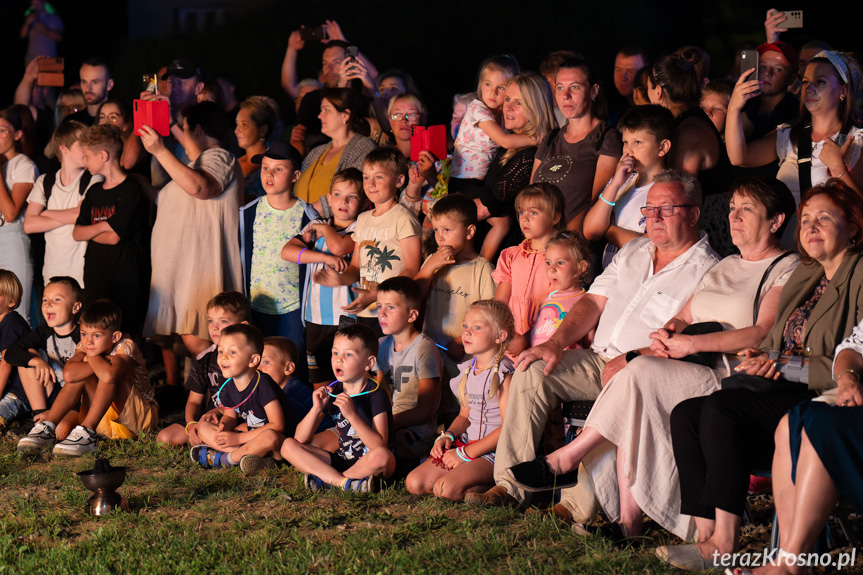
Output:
[835,368,859,382]
[455,446,473,462]
[296,247,308,265]
[435,431,455,443]
[598,192,615,207]
[185,421,198,435]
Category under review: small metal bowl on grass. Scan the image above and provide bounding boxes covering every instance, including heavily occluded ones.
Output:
[78,459,129,515]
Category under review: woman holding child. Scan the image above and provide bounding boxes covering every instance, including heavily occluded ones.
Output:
[509,177,799,542]
[141,101,243,359]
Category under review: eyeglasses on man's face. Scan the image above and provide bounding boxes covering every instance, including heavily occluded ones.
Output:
[639,204,695,218]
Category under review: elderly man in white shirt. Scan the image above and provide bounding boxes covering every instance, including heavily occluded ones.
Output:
[468,170,720,509]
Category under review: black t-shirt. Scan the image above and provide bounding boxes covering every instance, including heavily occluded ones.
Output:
[185,346,224,411]
[216,370,297,436]
[326,378,393,461]
[0,311,31,404]
[75,177,150,293]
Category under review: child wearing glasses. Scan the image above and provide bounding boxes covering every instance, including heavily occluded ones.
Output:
[583,105,674,269]
[405,300,514,501]
[280,324,394,492]
[191,324,298,475]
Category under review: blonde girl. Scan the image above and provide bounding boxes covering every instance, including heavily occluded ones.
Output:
[492,182,566,356]
[405,300,514,500]
[450,55,533,196]
[531,230,592,348]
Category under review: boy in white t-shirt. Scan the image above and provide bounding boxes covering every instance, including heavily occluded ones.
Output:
[582,104,674,269]
[23,120,101,288]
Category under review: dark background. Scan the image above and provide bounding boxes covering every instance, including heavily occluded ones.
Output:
[1,0,860,127]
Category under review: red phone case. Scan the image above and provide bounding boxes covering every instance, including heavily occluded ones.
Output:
[410,125,447,162]
[133,99,171,137]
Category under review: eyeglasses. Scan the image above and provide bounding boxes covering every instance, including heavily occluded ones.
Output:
[0,128,13,136]
[99,113,123,124]
[390,112,420,122]
[58,105,80,114]
[639,204,695,218]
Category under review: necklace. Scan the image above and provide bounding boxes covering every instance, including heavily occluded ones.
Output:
[214,371,261,410]
[549,288,586,299]
[327,378,381,398]
[470,355,496,373]
[520,239,545,254]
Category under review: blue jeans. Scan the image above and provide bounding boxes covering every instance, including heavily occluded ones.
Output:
[0,393,28,425]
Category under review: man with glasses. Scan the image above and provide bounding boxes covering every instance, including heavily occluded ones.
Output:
[468,170,720,518]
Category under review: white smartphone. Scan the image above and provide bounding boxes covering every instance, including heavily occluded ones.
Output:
[776,10,803,29]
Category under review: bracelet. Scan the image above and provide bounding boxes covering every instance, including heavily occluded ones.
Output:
[185,421,198,434]
[835,368,859,382]
[296,247,308,265]
[836,167,849,179]
[435,431,455,443]
[598,192,615,207]
[455,446,473,462]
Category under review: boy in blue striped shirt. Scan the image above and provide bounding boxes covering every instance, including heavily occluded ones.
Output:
[282,168,365,386]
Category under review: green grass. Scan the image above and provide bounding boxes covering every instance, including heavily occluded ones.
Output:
[0,434,853,574]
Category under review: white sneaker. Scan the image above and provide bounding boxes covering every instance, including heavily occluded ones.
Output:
[17,421,57,452]
[52,425,98,456]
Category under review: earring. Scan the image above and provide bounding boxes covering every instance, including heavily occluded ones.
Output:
[770,227,777,233]
[850,237,857,248]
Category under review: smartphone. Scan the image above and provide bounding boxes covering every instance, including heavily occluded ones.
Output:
[836,133,848,146]
[300,26,327,42]
[37,57,64,72]
[346,45,358,62]
[740,50,759,82]
[776,9,803,29]
[142,73,158,95]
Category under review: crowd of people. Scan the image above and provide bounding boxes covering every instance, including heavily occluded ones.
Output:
[2,8,863,573]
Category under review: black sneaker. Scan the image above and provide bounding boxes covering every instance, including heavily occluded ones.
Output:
[508,457,579,492]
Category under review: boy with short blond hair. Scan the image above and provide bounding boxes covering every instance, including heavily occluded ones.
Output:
[282,167,364,384]
[157,291,251,446]
[319,149,421,338]
[192,324,297,475]
[74,124,150,337]
[5,276,84,435]
[375,277,443,463]
[24,120,100,288]
[416,194,496,364]
[0,270,31,431]
[18,299,158,456]
[281,324,395,492]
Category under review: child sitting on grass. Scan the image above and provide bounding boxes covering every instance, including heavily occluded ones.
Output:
[282,167,364,385]
[5,276,84,437]
[281,324,395,492]
[191,324,298,475]
[406,300,514,501]
[374,277,442,465]
[0,270,31,431]
[157,291,250,447]
[261,336,331,431]
[18,299,158,456]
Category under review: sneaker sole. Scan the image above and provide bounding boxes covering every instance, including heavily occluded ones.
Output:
[52,443,97,456]
[239,455,276,475]
[507,470,579,493]
[17,439,54,453]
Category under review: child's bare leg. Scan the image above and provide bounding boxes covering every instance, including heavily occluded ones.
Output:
[432,458,494,501]
[405,458,448,495]
[481,216,512,261]
[311,429,338,452]
[18,367,52,412]
[157,423,192,446]
[40,377,90,425]
[56,411,81,440]
[79,373,133,431]
[281,437,341,479]
[343,447,396,480]
[227,429,286,460]
[195,420,223,449]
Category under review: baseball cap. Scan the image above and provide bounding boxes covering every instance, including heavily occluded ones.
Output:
[251,141,303,169]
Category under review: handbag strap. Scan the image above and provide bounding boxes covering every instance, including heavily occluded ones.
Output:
[797,124,813,193]
[753,251,794,325]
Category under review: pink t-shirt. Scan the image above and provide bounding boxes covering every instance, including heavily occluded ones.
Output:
[491,241,550,335]
[530,289,586,348]
[451,99,498,180]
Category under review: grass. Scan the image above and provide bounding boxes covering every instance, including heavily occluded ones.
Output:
[0,434,858,574]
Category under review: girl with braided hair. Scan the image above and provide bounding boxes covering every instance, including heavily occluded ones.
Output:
[405,300,515,501]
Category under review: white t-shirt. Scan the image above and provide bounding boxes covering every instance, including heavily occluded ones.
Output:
[28,170,102,286]
[601,181,652,269]
[0,154,37,227]
[775,125,863,204]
